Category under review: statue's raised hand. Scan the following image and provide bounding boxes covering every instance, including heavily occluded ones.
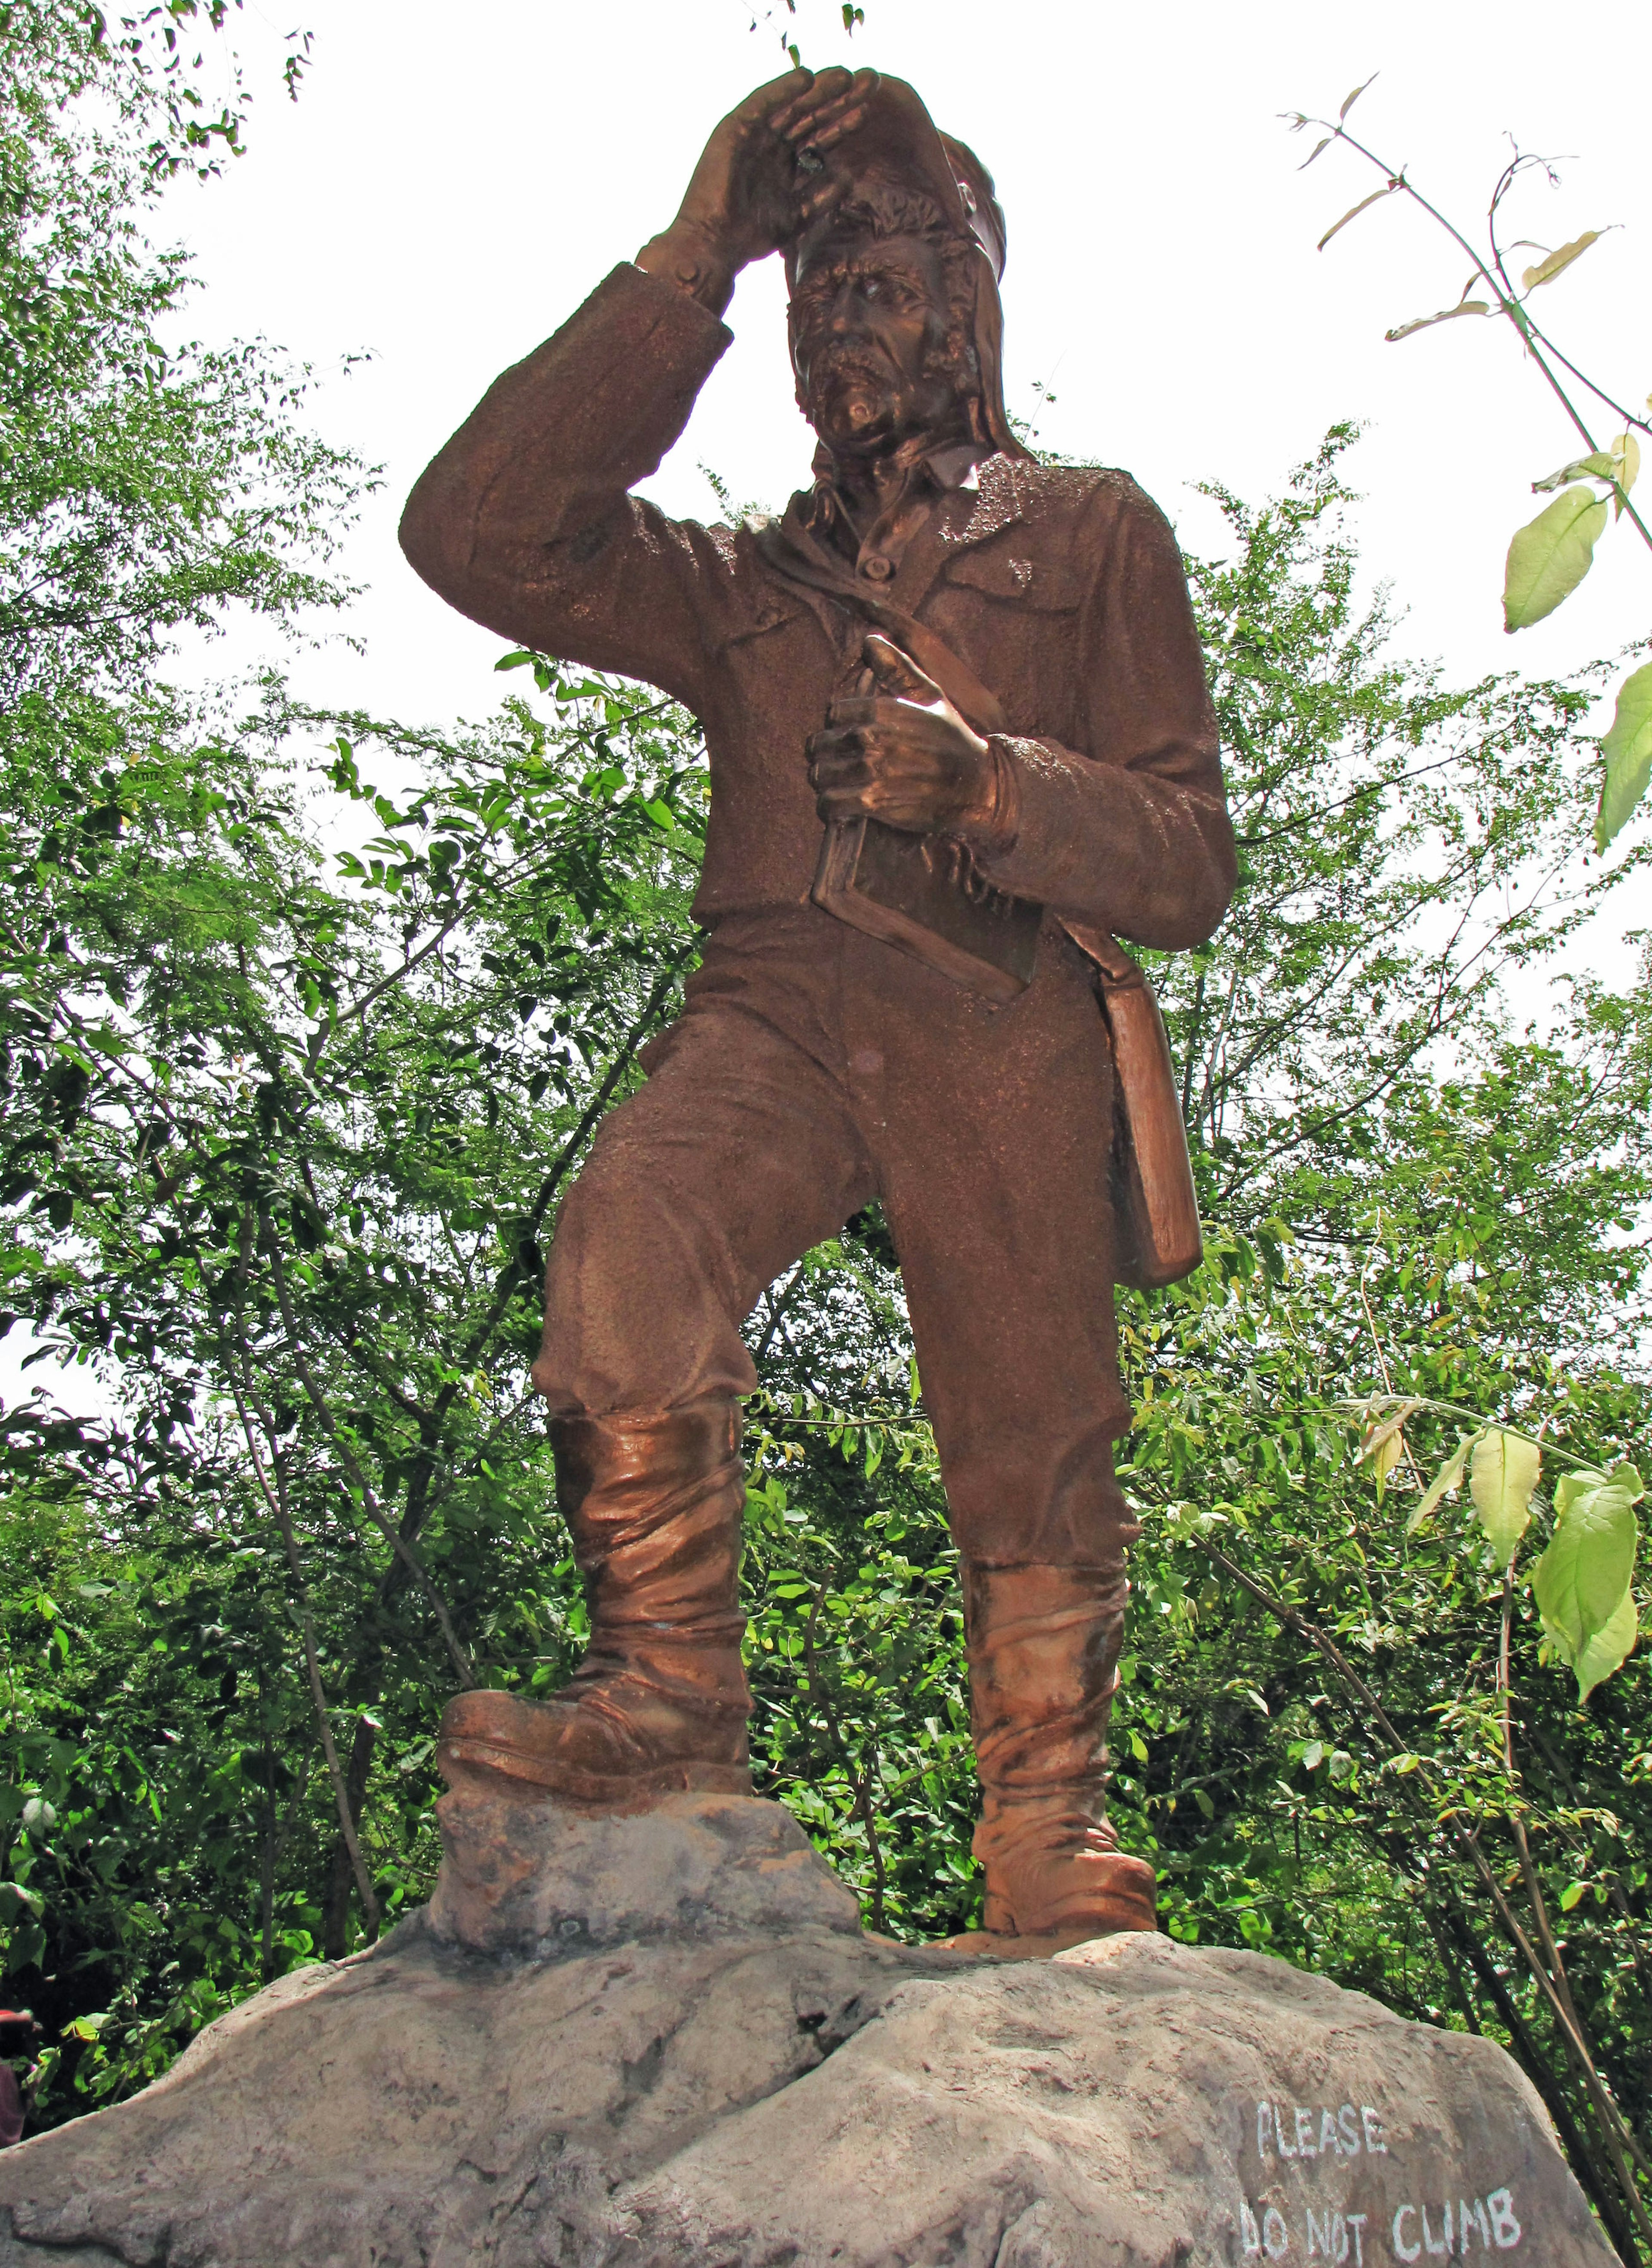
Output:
[637,67,877,314]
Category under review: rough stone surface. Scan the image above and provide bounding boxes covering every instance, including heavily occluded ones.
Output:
[0,1796,1611,2267]
[428,1782,863,1954]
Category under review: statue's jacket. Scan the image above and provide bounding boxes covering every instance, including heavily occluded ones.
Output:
[402,264,1237,1557]
[399,263,1236,954]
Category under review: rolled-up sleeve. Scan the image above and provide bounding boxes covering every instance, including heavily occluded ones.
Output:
[976,482,1235,948]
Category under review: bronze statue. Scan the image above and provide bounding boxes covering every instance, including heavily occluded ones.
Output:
[401,68,1235,1948]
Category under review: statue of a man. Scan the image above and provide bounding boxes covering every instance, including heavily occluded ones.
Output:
[401,68,1234,1947]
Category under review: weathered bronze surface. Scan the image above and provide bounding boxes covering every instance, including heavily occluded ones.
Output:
[401,68,1236,1945]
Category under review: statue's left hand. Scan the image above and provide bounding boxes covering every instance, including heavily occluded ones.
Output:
[808,635,1000,838]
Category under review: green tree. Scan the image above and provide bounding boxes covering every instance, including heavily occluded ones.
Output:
[2,11,1649,2253]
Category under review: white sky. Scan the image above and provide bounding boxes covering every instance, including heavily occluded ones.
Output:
[165,0,1652,729]
[10,0,1651,1417]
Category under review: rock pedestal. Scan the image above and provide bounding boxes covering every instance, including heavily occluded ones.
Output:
[0,1789,1612,2267]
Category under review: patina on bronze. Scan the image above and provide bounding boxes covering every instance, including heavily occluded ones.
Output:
[400,67,1236,1947]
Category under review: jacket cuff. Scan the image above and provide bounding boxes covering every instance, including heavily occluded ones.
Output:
[616,258,734,354]
[956,734,1023,859]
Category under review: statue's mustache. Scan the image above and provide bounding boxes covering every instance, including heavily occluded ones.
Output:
[807,343,892,392]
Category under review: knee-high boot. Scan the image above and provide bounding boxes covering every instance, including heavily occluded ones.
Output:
[438,1397,752,1805]
[964,1562,1157,1942]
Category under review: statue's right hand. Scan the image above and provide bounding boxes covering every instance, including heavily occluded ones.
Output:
[663,66,877,283]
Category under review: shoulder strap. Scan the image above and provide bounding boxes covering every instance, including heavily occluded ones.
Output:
[753,517,1007,736]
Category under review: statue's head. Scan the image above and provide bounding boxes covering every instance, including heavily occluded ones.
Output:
[783,81,1025,466]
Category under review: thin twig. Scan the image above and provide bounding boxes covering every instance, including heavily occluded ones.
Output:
[1500,1566,1584,2036]
[802,1578,888,1929]
[261,1225,474,1686]
[1318,118,1652,558]
[224,1371,380,1936]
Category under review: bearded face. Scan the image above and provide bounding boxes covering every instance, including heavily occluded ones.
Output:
[788,231,973,458]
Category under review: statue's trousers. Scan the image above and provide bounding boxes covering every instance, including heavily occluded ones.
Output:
[534,903,1138,1574]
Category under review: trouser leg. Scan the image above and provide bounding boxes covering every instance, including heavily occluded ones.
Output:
[844,924,1151,1936]
[861,923,1135,1570]
[443,938,874,1803]
[531,939,874,1418]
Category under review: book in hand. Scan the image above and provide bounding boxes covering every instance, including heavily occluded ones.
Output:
[812,814,1042,1004]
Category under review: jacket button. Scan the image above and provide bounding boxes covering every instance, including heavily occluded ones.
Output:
[860,554,894,582]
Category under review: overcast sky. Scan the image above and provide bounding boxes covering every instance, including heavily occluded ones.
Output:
[166,0,1652,732]
[12,0,1650,1414]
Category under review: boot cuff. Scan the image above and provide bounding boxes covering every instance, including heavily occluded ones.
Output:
[552,1398,741,1528]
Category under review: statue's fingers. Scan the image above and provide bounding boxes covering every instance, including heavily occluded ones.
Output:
[823,695,882,727]
[808,751,871,787]
[815,778,879,821]
[826,694,940,729]
[797,173,851,227]
[747,68,814,124]
[805,726,863,774]
[764,68,846,132]
[777,68,875,143]
[863,633,940,705]
[780,88,866,142]
[795,102,870,156]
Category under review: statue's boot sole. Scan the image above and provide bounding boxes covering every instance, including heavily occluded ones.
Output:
[937,1924,1126,1959]
[438,1733,752,1806]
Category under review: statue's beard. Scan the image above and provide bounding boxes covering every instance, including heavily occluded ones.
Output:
[802,347,959,459]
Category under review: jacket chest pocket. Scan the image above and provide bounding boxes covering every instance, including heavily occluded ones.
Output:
[941,547,1084,612]
[933,548,1086,743]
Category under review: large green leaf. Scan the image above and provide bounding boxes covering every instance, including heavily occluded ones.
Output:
[1595,659,1652,851]
[1502,486,1608,631]
[1407,1434,1473,1535]
[1469,1429,1540,1568]
[1532,1463,1642,1655]
[1567,1586,1639,1703]
[1520,232,1603,292]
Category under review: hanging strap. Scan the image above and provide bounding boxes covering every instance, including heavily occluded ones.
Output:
[754,518,1009,737]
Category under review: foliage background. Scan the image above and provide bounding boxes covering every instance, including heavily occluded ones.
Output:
[1,3,1649,2254]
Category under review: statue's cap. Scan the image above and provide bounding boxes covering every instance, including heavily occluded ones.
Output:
[783,76,1006,285]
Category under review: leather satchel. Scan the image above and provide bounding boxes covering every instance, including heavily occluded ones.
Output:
[754,524,1204,1289]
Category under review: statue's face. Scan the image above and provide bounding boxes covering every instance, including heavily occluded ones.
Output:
[789,231,959,458]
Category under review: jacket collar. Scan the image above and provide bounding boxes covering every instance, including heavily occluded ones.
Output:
[756,451,1029,626]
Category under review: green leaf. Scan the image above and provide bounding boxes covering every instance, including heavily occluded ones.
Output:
[1595,659,1652,851]
[1339,76,1377,121]
[1361,1400,1420,1498]
[1407,1434,1474,1534]
[1385,300,1491,343]
[1520,232,1602,292]
[1568,1586,1638,1703]
[1532,1464,1640,1655]
[1502,486,1608,631]
[1612,431,1640,514]
[1469,1429,1540,1568]
[1558,1880,1588,1911]
[1532,452,1616,493]
[1318,181,1399,254]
